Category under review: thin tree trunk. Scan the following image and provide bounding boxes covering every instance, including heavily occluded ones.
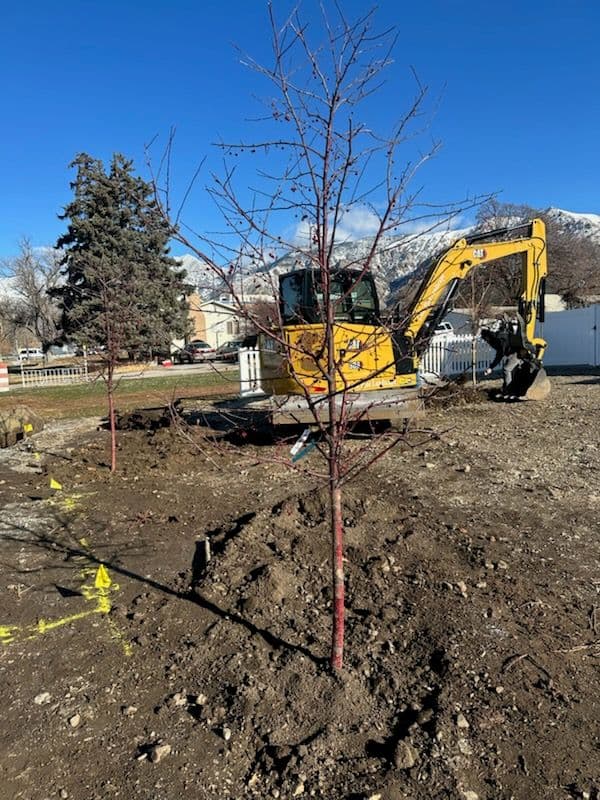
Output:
[470,275,476,386]
[107,360,117,473]
[330,470,344,670]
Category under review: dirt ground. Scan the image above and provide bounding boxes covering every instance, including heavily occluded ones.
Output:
[1,373,599,800]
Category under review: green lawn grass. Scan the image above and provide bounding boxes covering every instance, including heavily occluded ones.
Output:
[0,370,240,420]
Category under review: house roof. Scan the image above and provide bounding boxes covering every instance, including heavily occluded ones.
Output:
[196,300,243,314]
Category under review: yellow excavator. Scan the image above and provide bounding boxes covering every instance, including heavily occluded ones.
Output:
[250,218,549,422]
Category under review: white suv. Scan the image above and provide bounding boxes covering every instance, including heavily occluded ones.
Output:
[433,321,454,336]
[18,348,44,361]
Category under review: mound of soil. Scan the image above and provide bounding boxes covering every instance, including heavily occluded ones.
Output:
[1,373,599,799]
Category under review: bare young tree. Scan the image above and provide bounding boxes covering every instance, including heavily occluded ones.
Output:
[154,4,483,669]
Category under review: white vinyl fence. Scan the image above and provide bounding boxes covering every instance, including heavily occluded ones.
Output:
[419,333,495,383]
[542,304,599,366]
[239,335,494,397]
[239,347,264,397]
[20,364,90,388]
[449,304,600,367]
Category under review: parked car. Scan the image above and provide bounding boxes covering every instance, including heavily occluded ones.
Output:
[215,339,244,362]
[433,321,454,336]
[173,340,217,364]
[18,348,44,361]
[241,333,258,348]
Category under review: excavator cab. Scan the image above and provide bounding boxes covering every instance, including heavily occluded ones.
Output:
[280,268,380,326]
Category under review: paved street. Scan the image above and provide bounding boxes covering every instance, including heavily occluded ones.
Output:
[117,361,238,380]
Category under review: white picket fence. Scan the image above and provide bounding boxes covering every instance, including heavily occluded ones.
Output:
[239,335,493,397]
[239,347,264,397]
[419,333,495,383]
[20,364,90,387]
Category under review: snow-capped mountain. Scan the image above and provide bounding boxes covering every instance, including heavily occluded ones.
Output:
[178,207,600,301]
[546,208,600,244]
[176,226,472,301]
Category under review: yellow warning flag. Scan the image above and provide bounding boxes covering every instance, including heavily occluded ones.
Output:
[49,478,62,490]
[94,564,112,590]
[23,423,33,433]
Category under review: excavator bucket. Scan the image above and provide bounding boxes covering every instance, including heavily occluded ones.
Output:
[522,366,551,400]
[509,361,551,400]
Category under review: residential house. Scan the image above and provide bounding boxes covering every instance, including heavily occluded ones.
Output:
[187,294,248,349]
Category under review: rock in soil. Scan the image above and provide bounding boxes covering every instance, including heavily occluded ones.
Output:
[148,743,172,763]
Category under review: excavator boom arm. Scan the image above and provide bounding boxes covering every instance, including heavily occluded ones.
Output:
[403,218,547,356]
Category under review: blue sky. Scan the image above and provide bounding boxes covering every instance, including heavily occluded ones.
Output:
[1,0,598,261]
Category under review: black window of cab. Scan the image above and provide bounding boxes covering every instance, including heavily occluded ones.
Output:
[280,268,379,325]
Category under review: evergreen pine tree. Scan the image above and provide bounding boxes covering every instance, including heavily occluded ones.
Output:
[55,152,191,470]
